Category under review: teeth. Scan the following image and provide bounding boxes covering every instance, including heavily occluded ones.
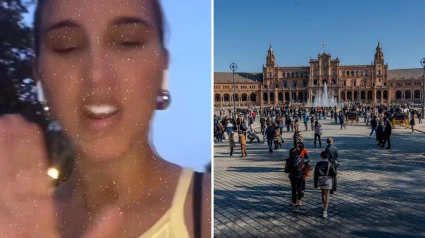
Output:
[87,105,118,115]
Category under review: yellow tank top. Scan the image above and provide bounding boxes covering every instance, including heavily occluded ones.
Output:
[137,168,193,238]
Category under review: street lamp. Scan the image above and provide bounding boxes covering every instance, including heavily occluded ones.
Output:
[230,63,238,117]
[420,58,425,118]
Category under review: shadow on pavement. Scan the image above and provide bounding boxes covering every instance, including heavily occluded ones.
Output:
[214,124,425,237]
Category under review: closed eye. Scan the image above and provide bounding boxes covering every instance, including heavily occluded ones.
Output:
[53,46,77,54]
[121,41,142,47]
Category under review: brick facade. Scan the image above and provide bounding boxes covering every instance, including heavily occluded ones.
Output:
[214,42,425,107]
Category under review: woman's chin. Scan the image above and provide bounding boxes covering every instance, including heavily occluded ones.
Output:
[75,141,129,162]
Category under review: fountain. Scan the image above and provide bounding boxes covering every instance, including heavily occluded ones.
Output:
[304,82,342,108]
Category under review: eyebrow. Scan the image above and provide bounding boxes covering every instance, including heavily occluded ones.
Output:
[111,16,151,27]
[44,16,150,35]
[45,20,80,34]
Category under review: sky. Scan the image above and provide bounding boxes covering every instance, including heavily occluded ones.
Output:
[214,0,425,72]
[23,0,212,172]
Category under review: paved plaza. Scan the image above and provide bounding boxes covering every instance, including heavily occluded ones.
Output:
[214,117,425,238]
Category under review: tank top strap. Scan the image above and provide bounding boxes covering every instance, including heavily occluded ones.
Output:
[169,168,194,234]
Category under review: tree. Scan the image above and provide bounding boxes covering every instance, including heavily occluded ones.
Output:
[0,0,48,130]
[0,0,37,114]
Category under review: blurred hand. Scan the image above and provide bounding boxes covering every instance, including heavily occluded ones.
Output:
[0,115,122,238]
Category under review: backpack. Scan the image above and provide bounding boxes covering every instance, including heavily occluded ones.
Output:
[241,123,247,131]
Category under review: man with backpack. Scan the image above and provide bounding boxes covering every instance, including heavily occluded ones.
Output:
[240,119,248,138]
[324,138,339,194]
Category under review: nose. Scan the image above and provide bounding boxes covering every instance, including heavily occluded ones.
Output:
[84,48,116,91]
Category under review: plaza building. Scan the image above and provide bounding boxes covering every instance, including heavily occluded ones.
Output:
[214,42,424,107]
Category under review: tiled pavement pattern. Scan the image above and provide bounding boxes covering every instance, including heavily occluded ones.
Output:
[214,117,425,238]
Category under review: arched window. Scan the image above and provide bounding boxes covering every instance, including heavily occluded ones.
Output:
[414,90,421,99]
[395,91,402,99]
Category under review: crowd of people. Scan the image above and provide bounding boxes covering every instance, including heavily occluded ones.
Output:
[214,102,422,218]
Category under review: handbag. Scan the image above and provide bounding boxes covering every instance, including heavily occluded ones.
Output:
[318,161,332,187]
[284,158,290,173]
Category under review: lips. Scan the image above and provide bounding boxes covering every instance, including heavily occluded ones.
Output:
[80,98,123,132]
[84,104,119,119]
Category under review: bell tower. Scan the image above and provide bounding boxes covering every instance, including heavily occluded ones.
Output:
[374,41,384,64]
[373,41,388,86]
[263,43,276,79]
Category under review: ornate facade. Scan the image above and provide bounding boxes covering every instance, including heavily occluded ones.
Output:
[214,42,425,107]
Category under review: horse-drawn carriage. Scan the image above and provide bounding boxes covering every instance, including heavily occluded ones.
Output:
[345,112,359,125]
[391,113,409,129]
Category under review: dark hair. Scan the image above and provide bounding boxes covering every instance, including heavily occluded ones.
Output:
[296,142,305,151]
[33,0,166,57]
[289,148,298,158]
[320,151,327,158]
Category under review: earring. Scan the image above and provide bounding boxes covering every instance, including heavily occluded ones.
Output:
[156,90,171,110]
[156,69,171,110]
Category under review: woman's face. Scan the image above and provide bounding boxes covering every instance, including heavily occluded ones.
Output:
[35,0,167,161]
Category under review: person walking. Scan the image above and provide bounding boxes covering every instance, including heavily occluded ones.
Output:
[369,117,377,138]
[334,111,338,124]
[216,122,223,143]
[381,122,392,149]
[274,126,283,149]
[229,132,235,157]
[293,131,303,148]
[226,120,234,140]
[261,121,267,144]
[285,116,291,132]
[314,121,323,148]
[410,112,416,134]
[294,118,300,132]
[285,148,310,209]
[303,113,308,131]
[339,112,346,129]
[376,121,384,146]
[241,119,248,138]
[324,138,339,194]
[297,142,311,199]
[310,115,315,131]
[266,122,276,154]
[314,151,337,218]
[238,130,247,157]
